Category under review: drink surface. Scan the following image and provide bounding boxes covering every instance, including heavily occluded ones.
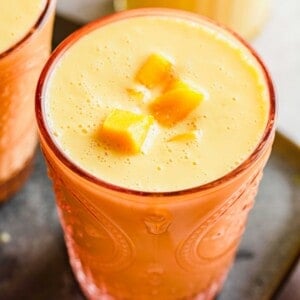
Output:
[0,0,46,53]
[45,14,269,192]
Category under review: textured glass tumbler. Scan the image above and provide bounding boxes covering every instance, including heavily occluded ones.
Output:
[0,0,56,202]
[36,9,276,300]
[114,0,271,39]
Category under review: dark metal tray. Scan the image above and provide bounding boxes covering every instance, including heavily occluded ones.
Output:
[0,131,299,300]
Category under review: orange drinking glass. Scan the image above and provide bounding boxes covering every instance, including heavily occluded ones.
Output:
[36,9,276,300]
[0,0,56,202]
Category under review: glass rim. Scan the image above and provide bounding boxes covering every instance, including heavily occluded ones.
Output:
[0,0,54,59]
[35,8,276,197]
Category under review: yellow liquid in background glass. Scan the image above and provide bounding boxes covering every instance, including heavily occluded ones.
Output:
[45,15,269,192]
[0,0,47,53]
[115,0,271,39]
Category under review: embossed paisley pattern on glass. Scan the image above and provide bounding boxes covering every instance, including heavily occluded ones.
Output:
[176,171,262,271]
[47,164,136,274]
[143,210,172,235]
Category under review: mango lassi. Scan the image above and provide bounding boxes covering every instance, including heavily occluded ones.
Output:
[114,0,271,39]
[45,13,269,192]
[0,0,55,201]
[0,1,47,53]
[37,9,275,300]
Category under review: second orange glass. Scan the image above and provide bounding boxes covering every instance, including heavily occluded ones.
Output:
[36,9,276,300]
[0,0,56,201]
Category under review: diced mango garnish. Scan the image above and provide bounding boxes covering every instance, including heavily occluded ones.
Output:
[126,87,145,102]
[149,85,204,126]
[164,78,190,92]
[168,130,202,142]
[136,54,173,88]
[99,109,154,154]
[126,85,151,104]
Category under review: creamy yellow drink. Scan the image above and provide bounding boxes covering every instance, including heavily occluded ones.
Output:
[45,14,269,192]
[0,0,47,53]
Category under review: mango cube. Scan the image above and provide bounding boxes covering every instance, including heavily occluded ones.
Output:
[168,130,202,142]
[100,109,154,154]
[164,78,190,92]
[136,54,173,88]
[126,87,145,102]
[149,84,204,126]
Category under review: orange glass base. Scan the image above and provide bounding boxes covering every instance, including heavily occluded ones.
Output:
[0,155,34,202]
